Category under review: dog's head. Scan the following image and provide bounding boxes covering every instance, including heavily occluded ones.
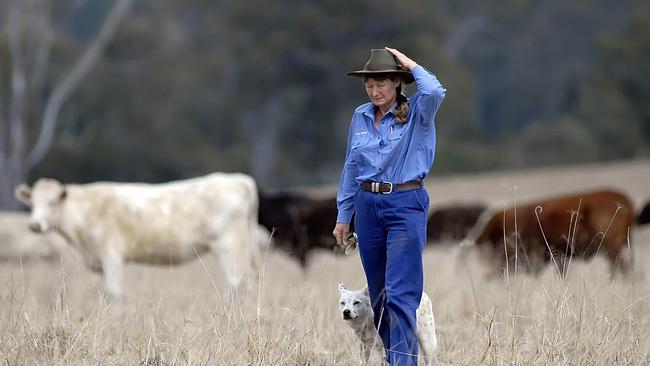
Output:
[338,281,371,320]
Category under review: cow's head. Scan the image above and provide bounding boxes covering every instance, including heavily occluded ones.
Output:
[15,179,67,233]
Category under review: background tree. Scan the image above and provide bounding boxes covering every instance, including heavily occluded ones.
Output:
[2,0,646,210]
[0,0,133,209]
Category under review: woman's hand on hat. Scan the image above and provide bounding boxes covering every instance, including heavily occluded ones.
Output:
[385,47,417,71]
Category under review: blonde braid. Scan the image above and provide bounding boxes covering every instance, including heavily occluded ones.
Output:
[394,83,409,123]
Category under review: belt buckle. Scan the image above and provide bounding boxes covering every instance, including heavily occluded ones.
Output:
[382,182,393,194]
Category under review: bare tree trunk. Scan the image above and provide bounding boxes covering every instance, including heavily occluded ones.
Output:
[248,97,283,187]
[0,7,8,205]
[445,14,487,58]
[27,0,133,169]
[0,0,133,210]
[1,0,28,210]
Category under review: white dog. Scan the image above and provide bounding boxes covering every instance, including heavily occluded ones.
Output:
[338,281,438,365]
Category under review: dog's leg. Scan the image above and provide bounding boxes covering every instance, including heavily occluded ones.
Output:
[418,335,434,366]
[360,342,371,365]
[417,294,438,366]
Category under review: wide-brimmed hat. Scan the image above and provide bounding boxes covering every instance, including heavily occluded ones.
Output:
[347,48,414,84]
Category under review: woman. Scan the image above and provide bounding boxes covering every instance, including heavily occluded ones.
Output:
[333,47,445,365]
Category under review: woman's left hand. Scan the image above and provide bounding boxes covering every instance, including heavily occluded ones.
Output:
[385,47,417,71]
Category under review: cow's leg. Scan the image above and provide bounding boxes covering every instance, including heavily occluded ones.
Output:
[605,240,632,277]
[297,248,308,269]
[213,228,255,293]
[479,244,503,280]
[289,208,310,269]
[100,251,124,301]
[494,239,512,278]
[617,246,633,276]
[554,253,571,278]
[545,250,573,279]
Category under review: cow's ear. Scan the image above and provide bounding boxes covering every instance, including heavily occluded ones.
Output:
[59,187,68,201]
[338,281,347,292]
[14,184,32,206]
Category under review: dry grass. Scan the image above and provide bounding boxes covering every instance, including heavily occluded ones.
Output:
[1,160,649,365]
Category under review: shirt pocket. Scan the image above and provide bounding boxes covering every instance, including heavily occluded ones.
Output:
[351,135,370,165]
[387,125,405,141]
[351,135,370,150]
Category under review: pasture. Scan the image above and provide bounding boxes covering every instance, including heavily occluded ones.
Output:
[1,160,649,365]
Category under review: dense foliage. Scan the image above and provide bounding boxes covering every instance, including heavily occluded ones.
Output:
[3,0,648,194]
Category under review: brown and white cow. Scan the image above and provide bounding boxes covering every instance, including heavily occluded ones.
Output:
[15,173,260,300]
[461,190,635,276]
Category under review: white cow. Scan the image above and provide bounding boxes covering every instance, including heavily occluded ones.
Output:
[0,211,64,262]
[15,173,260,300]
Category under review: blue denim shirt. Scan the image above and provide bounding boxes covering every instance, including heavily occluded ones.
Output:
[336,65,446,224]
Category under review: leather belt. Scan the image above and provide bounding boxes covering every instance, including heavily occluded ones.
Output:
[360,181,422,194]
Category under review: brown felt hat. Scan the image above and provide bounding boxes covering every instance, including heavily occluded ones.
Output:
[347,48,414,84]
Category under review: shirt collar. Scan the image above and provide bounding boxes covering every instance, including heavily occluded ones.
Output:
[362,103,375,119]
[362,102,397,119]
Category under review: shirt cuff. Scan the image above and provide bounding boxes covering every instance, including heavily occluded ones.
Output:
[336,209,353,224]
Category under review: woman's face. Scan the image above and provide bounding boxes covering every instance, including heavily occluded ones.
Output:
[364,77,399,109]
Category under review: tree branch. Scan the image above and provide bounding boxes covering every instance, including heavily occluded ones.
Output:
[445,14,487,58]
[0,2,7,157]
[30,0,52,94]
[8,0,27,165]
[0,4,7,194]
[26,0,133,169]
[0,62,6,170]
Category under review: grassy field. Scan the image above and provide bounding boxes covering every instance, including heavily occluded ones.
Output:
[1,160,649,365]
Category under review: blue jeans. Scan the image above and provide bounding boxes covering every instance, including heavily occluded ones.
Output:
[354,187,429,366]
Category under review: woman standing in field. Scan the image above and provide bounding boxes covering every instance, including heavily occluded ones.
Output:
[333,47,445,365]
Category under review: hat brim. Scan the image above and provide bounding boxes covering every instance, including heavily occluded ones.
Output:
[347,70,415,84]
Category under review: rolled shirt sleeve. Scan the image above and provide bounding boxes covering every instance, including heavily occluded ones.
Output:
[411,65,446,125]
[336,122,360,224]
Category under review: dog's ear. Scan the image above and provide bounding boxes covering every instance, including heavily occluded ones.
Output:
[361,286,369,296]
[338,281,347,292]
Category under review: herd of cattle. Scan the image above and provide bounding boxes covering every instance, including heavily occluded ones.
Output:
[1,172,649,299]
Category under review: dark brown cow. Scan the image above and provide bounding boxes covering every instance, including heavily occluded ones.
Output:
[637,201,650,226]
[426,204,486,243]
[258,190,348,267]
[260,193,486,265]
[462,190,635,276]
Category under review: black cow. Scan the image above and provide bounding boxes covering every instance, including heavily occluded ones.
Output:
[258,190,350,267]
[426,204,486,243]
[637,201,650,226]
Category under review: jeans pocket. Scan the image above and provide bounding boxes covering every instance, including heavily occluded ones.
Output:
[413,188,429,213]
